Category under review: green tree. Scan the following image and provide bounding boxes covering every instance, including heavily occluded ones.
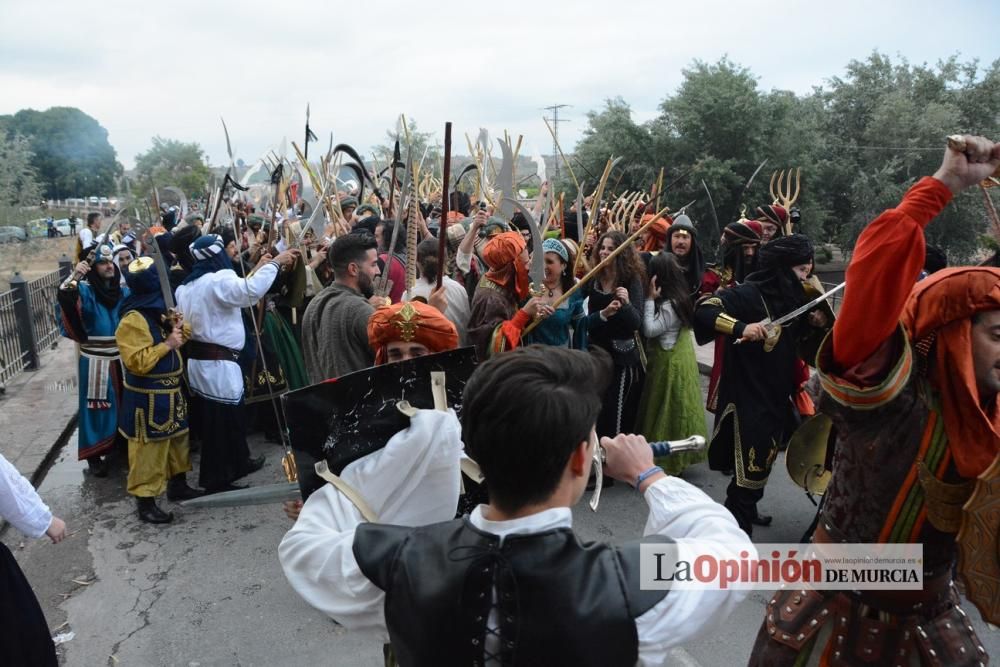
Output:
[0,107,121,199]
[134,136,213,200]
[564,97,656,197]
[0,133,42,226]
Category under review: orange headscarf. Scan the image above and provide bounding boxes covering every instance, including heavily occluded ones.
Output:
[482,231,530,300]
[901,266,1000,478]
[367,301,459,365]
[639,213,671,252]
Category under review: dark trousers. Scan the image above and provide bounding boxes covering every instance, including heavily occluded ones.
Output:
[189,394,250,490]
[725,478,764,536]
[0,543,57,666]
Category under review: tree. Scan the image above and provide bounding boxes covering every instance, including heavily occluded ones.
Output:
[134,136,213,200]
[0,133,42,226]
[564,98,656,197]
[0,107,121,199]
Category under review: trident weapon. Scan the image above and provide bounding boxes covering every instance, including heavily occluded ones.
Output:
[769,167,802,235]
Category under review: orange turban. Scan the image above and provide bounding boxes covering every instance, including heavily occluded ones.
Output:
[482,231,530,300]
[640,214,671,252]
[367,301,459,365]
[901,266,1000,478]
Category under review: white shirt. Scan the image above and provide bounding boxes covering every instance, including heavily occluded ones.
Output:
[280,457,753,666]
[404,275,471,346]
[643,298,683,350]
[175,263,279,403]
[0,453,52,539]
[79,227,94,249]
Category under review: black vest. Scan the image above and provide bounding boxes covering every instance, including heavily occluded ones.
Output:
[354,518,671,667]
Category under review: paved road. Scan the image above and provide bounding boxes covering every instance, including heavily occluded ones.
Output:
[6,383,1000,666]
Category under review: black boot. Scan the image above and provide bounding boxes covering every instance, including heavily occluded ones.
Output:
[166,474,204,502]
[751,509,773,527]
[234,455,266,481]
[87,457,108,478]
[137,497,173,524]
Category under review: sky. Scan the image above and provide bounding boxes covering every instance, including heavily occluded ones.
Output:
[2,0,998,171]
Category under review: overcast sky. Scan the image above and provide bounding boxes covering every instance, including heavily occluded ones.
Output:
[2,0,997,170]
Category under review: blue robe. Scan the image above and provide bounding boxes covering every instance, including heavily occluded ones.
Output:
[57,282,128,459]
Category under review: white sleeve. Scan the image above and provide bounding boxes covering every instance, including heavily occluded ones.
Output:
[635,476,755,664]
[0,454,53,539]
[278,485,387,635]
[456,248,473,274]
[641,299,666,338]
[212,264,279,308]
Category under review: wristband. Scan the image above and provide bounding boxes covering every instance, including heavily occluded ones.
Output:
[635,466,664,490]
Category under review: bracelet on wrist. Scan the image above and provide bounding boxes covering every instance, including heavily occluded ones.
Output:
[634,466,664,490]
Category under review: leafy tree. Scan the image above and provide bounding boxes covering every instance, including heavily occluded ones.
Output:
[564,97,656,197]
[0,133,42,226]
[0,107,121,199]
[134,136,213,200]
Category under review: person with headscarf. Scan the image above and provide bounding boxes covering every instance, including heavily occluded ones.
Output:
[467,231,552,359]
[115,257,202,523]
[583,230,647,448]
[175,234,299,493]
[638,213,671,256]
[694,234,831,534]
[664,215,705,297]
[522,238,587,349]
[748,136,1000,667]
[168,224,202,284]
[57,242,129,476]
[367,300,460,365]
[754,204,787,244]
[700,220,762,296]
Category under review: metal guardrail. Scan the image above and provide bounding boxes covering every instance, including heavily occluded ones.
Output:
[0,267,64,387]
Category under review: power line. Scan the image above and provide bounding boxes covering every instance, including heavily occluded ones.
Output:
[542,104,571,181]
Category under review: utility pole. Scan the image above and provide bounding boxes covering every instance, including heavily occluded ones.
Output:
[542,104,571,181]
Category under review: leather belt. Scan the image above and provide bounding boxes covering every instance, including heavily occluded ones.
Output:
[186,340,241,362]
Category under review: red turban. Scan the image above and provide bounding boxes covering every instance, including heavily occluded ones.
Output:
[639,213,672,252]
[482,231,530,300]
[367,301,459,365]
[901,266,1000,478]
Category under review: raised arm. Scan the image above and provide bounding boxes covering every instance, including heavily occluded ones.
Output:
[832,136,1000,369]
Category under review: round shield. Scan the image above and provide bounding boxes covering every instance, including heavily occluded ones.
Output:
[957,453,1000,625]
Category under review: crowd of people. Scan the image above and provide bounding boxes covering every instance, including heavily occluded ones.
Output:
[3,133,1000,666]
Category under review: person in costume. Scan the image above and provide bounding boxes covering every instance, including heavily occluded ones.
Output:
[665,214,706,296]
[374,219,407,304]
[754,203,787,243]
[115,257,202,524]
[467,230,551,359]
[583,230,646,441]
[279,345,753,665]
[0,453,67,666]
[693,234,830,534]
[405,237,471,346]
[175,234,298,493]
[637,252,708,475]
[301,233,384,383]
[749,135,1000,667]
[57,242,129,476]
[699,219,762,296]
[638,212,671,259]
[367,300,460,366]
[523,238,587,349]
[700,220,763,414]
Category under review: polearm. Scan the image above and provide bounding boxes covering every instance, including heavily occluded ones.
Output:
[387,140,401,218]
[303,103,318,162]
[436,122,453,291]
[522,202,690,337]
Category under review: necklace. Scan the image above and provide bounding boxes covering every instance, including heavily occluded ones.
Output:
[547,288,554,298]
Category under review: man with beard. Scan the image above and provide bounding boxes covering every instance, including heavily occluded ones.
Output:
[665,214,706,296]
[693,235,830,534]
[57,242,129,476]
[467,231,551,359]
[301,233,385,383]
[175,234,299,493]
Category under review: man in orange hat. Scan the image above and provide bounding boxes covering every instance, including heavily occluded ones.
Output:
[467,230,552,359]
[749,135,1000,665]
[367,300,460,365]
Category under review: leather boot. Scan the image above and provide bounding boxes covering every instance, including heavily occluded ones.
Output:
[166,474,204,502]
[137,497,173,524]
[234,455,266,481]
[87,457,108,478]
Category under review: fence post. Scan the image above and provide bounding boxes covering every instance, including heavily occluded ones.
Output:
[10,273,39,371]
[58,255,73,282]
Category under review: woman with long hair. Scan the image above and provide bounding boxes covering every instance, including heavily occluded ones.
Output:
[583,231,646,441]
[523,239,586,348]
[636,253,708,474]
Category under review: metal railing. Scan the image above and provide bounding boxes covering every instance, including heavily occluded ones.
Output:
[0,266,65,387]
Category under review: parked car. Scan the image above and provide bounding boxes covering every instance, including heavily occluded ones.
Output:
[52,218,72,236]
[0,226,27,243]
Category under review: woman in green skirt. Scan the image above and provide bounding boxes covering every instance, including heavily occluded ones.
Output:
[636,253,708,474]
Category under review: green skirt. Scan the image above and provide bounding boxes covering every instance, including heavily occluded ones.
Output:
[264,310,309,391]
[636,329,708,475]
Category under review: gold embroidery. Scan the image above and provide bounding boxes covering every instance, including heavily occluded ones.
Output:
[393,302,420,342]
